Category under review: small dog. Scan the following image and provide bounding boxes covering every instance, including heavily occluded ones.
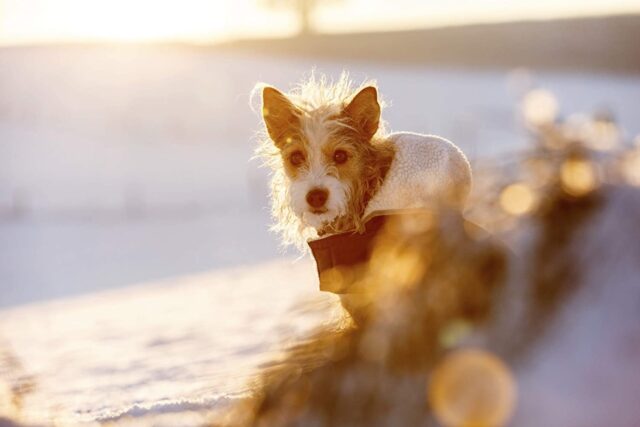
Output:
[256,74,471,249]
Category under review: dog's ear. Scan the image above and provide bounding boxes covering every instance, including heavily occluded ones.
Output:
[344,86,380,140]
[262,87,301,149]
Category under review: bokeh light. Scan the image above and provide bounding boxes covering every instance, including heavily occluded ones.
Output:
[428,348,517,427]
[587,119,619,151]
[499,183,535,216]
[564,114,620,151]
[522,89,558,127]
[440,320,473,349]
[561,159,598,196]
[621,148,640,186]
[370,244,426,291]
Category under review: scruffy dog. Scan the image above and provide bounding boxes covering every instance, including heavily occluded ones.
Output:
[257,75,471,248]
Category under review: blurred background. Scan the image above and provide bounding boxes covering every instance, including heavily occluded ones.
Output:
[1,0,639,308]
[1,1,640,424]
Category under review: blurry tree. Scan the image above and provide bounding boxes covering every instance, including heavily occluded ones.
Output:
[259,0,343,35]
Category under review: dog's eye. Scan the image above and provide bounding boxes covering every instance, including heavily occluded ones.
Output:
[289,151,305,167]
[333,150,348,164]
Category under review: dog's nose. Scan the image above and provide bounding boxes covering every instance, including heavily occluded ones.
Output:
[306,188,329,209]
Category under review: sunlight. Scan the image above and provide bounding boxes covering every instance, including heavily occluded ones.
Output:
[77,0,227,42]
[1,0,639,45]
[0,0,237,44]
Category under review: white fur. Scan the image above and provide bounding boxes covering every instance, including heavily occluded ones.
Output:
[290,174,348,229]
[288,112,350,229]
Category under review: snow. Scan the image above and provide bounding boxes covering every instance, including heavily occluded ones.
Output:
[0,258,342,425]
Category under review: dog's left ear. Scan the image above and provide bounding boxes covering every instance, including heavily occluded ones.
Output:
[343,86,380,140]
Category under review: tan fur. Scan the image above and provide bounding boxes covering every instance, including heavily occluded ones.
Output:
[317,126,395,236]
[254,73,395,250]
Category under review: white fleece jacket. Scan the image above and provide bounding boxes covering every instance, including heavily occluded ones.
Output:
[363,132,472,218]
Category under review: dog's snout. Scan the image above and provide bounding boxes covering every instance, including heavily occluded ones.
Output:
[306,188,329,209]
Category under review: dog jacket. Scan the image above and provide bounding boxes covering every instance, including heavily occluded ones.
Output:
[364,132,472,217]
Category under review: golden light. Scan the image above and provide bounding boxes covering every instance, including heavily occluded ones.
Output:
[621,149,640,187]
[561,159,598,196]
[3,0,640,45]
[369,231,428,292]
[370,247,427,292]
[428,348,517,427]
[565,115,620,152]
[0,0,239,44]
[499,183,535,216]
[587,120,619,151]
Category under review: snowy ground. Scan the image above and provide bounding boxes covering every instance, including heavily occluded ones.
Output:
[1,46,639,424]
[0,258,342,425]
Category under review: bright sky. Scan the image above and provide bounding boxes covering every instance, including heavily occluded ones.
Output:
[0,0,639,45]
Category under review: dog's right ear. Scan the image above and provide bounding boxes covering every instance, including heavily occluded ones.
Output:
[261,87,301,149]
[343,86,380,140]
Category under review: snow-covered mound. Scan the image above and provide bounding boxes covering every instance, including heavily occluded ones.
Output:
[0,259,342,425]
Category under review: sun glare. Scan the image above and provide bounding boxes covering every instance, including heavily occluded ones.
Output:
[78,1,226,42]
[0,0,247,44]
[1,0,639,45]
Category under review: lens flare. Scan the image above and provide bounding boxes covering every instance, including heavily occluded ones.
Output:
[499,183,534,216]
[428,348,517,427]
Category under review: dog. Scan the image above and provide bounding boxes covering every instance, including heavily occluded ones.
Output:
[256,74,472,249]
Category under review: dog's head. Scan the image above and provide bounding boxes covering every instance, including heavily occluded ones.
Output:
[257,77,394,247]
